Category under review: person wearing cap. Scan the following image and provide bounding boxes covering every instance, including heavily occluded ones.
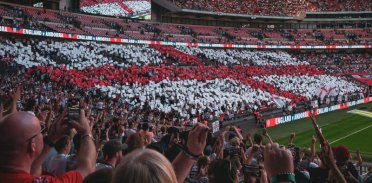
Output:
[96,141,126,170]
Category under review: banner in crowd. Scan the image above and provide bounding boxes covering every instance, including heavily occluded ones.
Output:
[266,97,372,128]
[271,94,288,108]
[0,26,371,49]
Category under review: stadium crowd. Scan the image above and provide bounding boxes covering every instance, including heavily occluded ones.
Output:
[1,36,367,119]
[0,71,371,183]
[295,52,372,74]
[0,3,371,46]
[0,34,371,183]
[0,1,371,183]
[79,0,150,17]
[167,0,371,16]
[168,0,308,17]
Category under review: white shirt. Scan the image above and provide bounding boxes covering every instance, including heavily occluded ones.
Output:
[47,154,70,176]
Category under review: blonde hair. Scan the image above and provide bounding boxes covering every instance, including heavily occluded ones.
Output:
[112,149,177,183]
[230,137,240,147]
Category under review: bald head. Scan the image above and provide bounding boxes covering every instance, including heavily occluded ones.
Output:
[0,112,41,157]
[0,112,45,172]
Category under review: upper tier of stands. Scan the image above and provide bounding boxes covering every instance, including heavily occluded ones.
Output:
[0,2,371,46]
[167,0,372,16]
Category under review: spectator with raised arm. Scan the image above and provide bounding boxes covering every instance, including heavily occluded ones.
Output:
[0,101,96,182]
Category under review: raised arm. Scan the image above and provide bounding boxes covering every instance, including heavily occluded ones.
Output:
[245,132,253,147]
[233,126,243,140]
[310,135,316,160]
[212,131,225,160]
[263,130,274,144]
[288,133,295,146]
[355,149,363,166]
[8,87,21,114]
[310,114,347,183]
[321,143,347,183]
[70,109,97,178]
[45,109,54,131]
[31,110,69,176]
[245,144,259,165]
[172,123,208,183]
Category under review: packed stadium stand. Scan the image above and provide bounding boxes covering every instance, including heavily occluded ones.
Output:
[0,1,372,183]
[166,0,372,16]
[0,35,369,117]
[0,1,370,129]
[80,0,150,18]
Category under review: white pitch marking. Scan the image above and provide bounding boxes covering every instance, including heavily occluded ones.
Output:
[330,124,372,144]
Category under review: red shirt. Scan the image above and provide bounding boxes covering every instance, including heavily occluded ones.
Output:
[0,170,82,183]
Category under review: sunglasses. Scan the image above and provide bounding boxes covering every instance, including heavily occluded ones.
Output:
[25,125,47,143]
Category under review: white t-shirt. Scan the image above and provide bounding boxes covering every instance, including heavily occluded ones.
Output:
[47,154,70,176]
[125,128,136,137]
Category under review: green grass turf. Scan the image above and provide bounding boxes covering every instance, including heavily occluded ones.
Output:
[266,102,372,161]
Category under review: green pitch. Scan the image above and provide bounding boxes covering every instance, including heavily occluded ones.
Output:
[266,102,372,160]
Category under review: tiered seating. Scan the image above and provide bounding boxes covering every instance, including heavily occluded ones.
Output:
[349,28,371,38]
[308,0,372,12]
[84,27,118,37]
[320,29,345,39]
[222,28,255,38]
[296,52,372,74]
[0,3,371,45]
[168,0,371,16]
[125,31,154,40]
[77,14,110,28]
[0,36,367,117]
[151,45,203,65]
[155,23,183,34]
[23,8,63,23]
[0,5,14,17]
[192,26,218,36]
[43,22,87,35]
[264,31,283,38]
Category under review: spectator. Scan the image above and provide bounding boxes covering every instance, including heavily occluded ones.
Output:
[83,168,112,183]
[96,141,125,170]
[125,133,145,154]
[47,135,72,176]
[112,149,178,183]
[0,109,96,182]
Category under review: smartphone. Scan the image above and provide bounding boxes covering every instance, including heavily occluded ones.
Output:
[243,165,261,177]
[67,98,80,121]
